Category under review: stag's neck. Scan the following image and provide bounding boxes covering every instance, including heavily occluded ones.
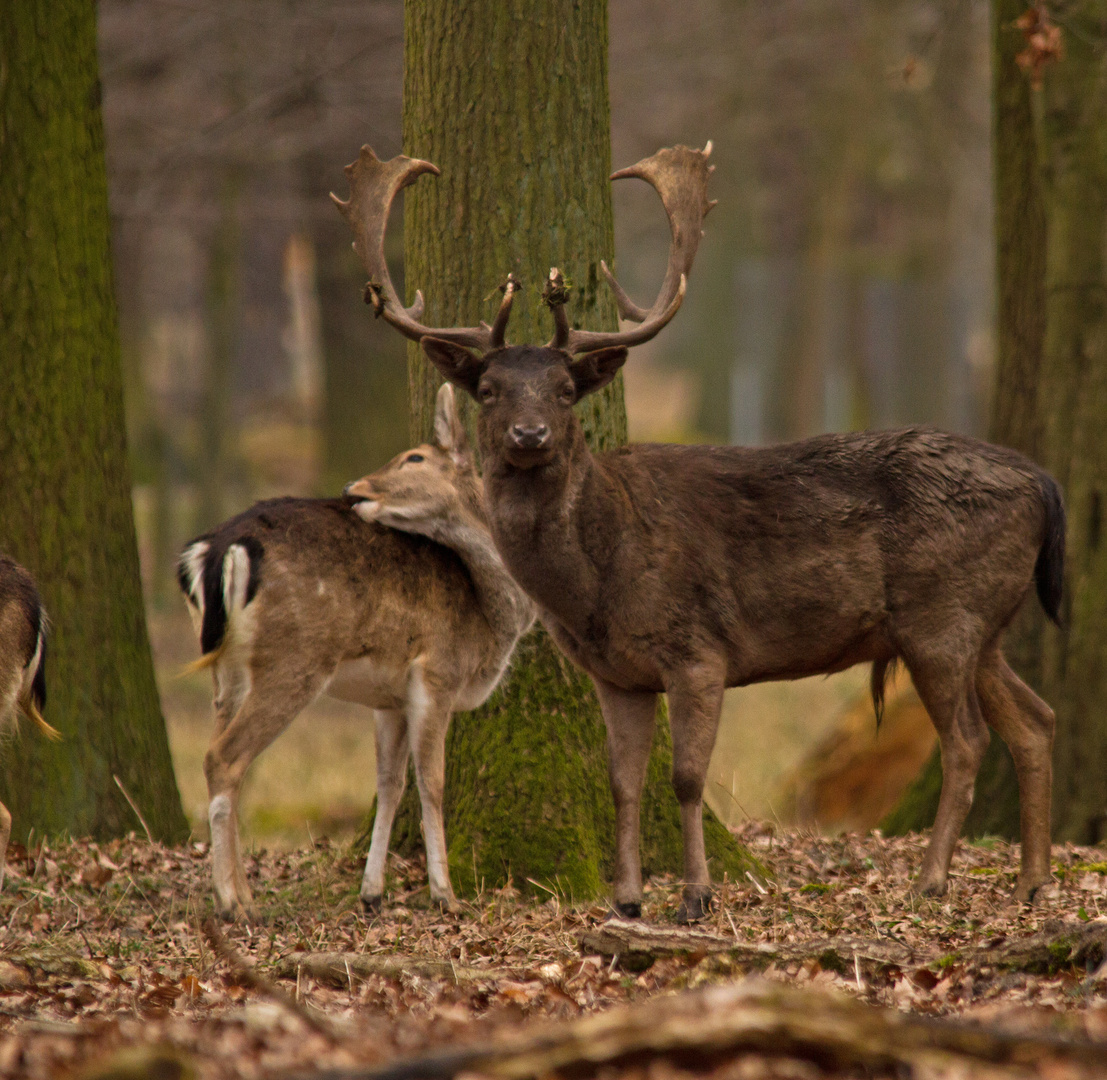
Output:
[483,430,615,624]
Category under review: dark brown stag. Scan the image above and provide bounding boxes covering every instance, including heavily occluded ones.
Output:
[334,144,1064,922]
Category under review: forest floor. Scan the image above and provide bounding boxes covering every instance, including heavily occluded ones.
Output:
[3,823,1107,1079]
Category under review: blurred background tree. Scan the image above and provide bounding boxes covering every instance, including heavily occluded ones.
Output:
[0,1,187,843]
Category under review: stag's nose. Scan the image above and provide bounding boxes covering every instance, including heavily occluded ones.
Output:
[510,423,550,450]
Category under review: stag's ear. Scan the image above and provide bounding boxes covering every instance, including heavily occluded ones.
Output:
[570,346,629,399]
[421,337,486,398]
[433,383,471,463]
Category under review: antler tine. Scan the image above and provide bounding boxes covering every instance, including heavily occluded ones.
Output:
[489,274,520,350]
[543,268,572,349]
[331,146,499,352]
[558,143,714,355]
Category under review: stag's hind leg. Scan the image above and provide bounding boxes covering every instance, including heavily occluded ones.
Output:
[904,651,990,897]
[976,643,1055,901]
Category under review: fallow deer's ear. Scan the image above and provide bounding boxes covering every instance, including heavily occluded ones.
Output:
[569,346,629,399]
[421,337,486,398]
[433,383,471,463]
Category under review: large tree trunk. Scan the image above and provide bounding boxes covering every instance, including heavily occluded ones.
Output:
[0,2,188,843]
[385,0,750,897]
[887,0,1107,844]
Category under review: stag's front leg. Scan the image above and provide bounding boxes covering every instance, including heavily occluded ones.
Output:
[593,678,658,918]
[665,662,725,923]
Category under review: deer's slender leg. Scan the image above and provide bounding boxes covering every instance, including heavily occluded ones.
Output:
[593,677,658,917]
[976,643,1055,901]
[204,673,323,917]
[905,653,989,897]
[0,799,10,893]
[406,666,457,909]
[664,661,726,922]
[361,708,409,911]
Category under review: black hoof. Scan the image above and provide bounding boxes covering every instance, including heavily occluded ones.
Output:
[675,892,713,924]
[613,901,642,919]
[361,894,382,914]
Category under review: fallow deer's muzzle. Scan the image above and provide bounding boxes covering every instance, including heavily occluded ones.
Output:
[509,424,550,450]
[344,479,374,501]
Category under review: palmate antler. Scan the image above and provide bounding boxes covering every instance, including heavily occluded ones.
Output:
[330,147,518,352]
[545,143,716,354]
[331,142,714,357]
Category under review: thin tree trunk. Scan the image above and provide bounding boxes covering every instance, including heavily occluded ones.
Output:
[385,0,750,897]
[887,0,1107,844]
[0,2,188,842]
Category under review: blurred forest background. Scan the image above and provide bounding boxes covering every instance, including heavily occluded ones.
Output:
[98,0,989,844]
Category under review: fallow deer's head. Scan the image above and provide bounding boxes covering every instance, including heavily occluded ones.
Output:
[344,383,481,527]
[331,143,715,470]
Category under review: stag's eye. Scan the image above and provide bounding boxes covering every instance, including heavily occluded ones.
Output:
[404,453,425,465]
[478,385,497,404]
[559,384,575,405]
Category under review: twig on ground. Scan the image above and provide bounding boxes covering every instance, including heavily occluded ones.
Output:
[201,917,337,1037]
[113,775,154,844]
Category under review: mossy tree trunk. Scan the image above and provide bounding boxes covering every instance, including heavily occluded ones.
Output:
[886,0,1107,844]
[384,0,750,898]
[0,2,188,843]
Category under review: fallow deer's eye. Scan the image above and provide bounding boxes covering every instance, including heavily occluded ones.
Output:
[404,453,424,465]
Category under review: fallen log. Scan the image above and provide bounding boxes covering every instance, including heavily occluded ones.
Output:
[580,918,914,974]
[276,951,519,986]
[581,917,1107,979]
[297,978,1107,1080]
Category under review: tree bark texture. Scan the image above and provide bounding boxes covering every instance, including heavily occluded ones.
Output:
[0,2,188,842]
[887,0,1107,843]
[384,0,751,897]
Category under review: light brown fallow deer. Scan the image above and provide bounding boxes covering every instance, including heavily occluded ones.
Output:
[178,386,534,916]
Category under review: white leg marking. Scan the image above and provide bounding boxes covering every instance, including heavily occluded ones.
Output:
[208,793,238,910]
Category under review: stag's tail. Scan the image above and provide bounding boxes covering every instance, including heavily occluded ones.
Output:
[177,536,264,673]
[1034,473,1066,626]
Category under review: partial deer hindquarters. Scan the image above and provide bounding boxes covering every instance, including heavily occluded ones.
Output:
[0,555,55,892]
[336,141,1063,921]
